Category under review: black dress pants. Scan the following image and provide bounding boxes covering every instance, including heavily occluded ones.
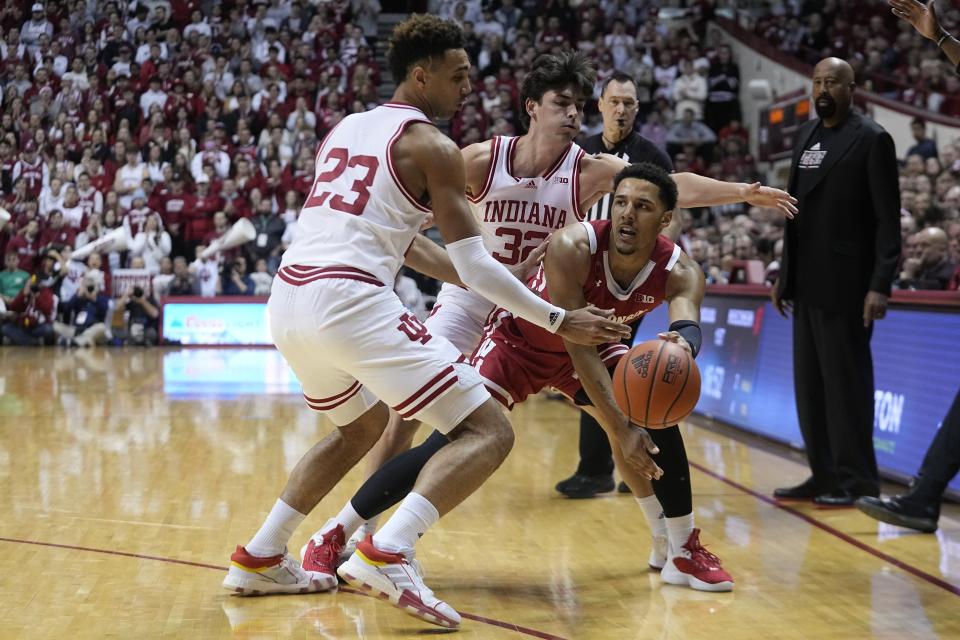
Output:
[793,302,879,496]
[914,387,960,499]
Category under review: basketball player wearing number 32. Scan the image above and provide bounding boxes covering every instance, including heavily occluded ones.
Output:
[222,14,631,628]
[338,162,735,604]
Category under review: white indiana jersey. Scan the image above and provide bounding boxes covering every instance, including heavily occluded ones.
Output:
[427,135,586,354]
[280,103,435,287]
[468,135,585,266]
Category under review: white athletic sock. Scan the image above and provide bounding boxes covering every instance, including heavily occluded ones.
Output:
[360,514,381,535]
[372,493,439,556]
[319,500,366,539]
[635,494,668,538]
[246,498,306,558]
[665,513,695,557]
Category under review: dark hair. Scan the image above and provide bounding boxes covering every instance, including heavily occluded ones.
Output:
[386,15,465,84]
[612,162,678,212]
[518,51,596,130]
[912,117,926,127]
[600,71,637,98]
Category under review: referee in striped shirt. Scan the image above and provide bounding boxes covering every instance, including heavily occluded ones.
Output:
[555,71,679,498]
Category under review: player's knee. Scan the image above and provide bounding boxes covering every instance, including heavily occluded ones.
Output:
[342,402,390,445]
[451,400,515,459]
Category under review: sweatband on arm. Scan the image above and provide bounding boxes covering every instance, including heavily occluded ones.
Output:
[669,319,702,358]
[446,235,565,333]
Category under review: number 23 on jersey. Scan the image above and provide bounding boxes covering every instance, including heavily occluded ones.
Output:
[304,147,379,216]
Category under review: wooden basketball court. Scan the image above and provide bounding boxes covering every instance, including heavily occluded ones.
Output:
[1,347,958,639]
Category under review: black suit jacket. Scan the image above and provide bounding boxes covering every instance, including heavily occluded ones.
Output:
[777,112,901,313]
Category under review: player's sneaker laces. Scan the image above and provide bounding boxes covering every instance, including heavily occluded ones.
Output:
[299,523,349,578]
[222,546,338,596]
[649,533,668,571]
[660,529,734,592]
[337,535,459,629]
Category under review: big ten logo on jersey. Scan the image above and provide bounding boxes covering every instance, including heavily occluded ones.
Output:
[552,176,569,184]
[633,292,655,304]
[304,147,379,215]
[397,312,431,344]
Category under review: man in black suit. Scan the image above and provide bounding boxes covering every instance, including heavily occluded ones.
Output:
[772,57,901,506]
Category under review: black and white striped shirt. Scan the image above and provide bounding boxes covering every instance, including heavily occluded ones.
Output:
[580,131,673,221]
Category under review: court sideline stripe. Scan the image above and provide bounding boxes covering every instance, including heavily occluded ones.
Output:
[686,461,960,598]
[0,536,569,640]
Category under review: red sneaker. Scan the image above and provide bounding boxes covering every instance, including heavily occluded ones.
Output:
[300,524,345,579]
[660,529,734,592]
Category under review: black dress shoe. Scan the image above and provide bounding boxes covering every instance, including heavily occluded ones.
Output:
[773,478,819,500]
[617,481,631,494]
[856,495,939,533]
[813,491,857,507]
[555,473,615,498]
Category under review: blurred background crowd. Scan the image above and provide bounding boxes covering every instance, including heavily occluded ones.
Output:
[0,0,957,346]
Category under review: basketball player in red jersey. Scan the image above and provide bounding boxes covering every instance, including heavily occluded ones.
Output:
[338,163,734,599]
[222,15,628,629]
[303,51,797,572]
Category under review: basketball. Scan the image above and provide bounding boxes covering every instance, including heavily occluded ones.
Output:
[612,339,701,429]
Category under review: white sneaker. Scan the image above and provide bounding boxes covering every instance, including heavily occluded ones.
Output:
[337,535,460,629]
[649,534,668,571]
[222,545,337,596]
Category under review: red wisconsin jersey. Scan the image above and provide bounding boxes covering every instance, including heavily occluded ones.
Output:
[504,220,681,353]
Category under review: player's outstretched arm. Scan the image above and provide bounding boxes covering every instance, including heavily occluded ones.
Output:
[577,155,797,221]
[418,131,631,346]
[671,173,798,218]
[890,0,960,67]
[659,252,706,356]
[545,225,663,480]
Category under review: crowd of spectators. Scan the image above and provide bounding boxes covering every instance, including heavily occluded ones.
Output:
[0,0,956,346]
[749,0,960,115]
[0,0,383,345]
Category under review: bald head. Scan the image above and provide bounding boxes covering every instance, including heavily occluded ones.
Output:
[812,58,855,125]
[917,226,949,267]
[814,57,854,84]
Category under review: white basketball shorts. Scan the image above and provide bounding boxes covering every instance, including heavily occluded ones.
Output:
[269,264,490,431]
[425,283,498,356]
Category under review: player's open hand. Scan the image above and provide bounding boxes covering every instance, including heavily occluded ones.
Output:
[889,0,942,41]
[620,425,663,481]
[657,331,692,355]
[559,305,631,346]
[508,236,550,282]
[742,183,798,219]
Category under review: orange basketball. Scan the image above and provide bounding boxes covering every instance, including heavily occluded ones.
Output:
[612,339,701,429]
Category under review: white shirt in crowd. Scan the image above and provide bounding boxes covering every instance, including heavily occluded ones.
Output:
[190,257,219,298]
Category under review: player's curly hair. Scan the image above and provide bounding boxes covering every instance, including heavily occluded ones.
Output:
[613,162,679,212]
[518,51,596,131]
[386,15,466,84]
